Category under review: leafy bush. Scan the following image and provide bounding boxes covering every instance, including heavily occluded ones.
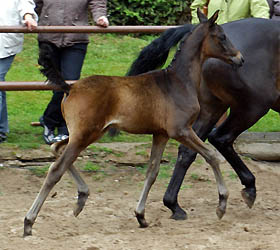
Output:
[107,0,193,25]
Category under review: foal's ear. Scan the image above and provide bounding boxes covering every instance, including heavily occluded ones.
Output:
[208,10,219,26]
[197,8,208,23]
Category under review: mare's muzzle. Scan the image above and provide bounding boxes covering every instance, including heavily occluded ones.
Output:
[231,51,244,67]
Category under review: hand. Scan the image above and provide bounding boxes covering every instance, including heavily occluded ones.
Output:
[23,14,37,31]
[96,16,109,28]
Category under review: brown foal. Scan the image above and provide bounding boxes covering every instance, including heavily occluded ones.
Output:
[23,10,243,236]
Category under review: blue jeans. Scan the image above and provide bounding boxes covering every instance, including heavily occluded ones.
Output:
[0,55,15,134]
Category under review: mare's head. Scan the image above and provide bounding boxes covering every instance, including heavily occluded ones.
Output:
[197,9,244,67]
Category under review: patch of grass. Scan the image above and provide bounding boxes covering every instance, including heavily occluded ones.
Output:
[163,152,177,165]
[190,173,199,181]
[92,172,106,181]
[158,164,173,179]
[136,163,148,174]
[136,150,148,157]
[29,165,49,177]
[88,145,114,154]
[82,162,102,172]
[88,145,125,157]
[227,171,238,180]
[180,184,193,189]
[194,158,205,165]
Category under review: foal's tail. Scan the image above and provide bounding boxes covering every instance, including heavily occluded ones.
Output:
[126,23,194,76]
[38,43,70,93]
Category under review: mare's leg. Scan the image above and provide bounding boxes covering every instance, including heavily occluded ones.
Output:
[208,107,271,208]
[135,134,168,228]
[173,127,229,219]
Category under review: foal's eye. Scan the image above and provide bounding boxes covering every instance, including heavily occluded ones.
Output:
[220,34,226,41]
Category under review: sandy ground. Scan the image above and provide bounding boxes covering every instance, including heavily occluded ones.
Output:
[0,143,280,250]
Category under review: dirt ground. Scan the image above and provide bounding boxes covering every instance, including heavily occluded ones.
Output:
[0,142,280,250]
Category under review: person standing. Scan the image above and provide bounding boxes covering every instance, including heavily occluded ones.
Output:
[0,0,37,143]
[191,0,270,24]
[190,0,270,127]
[35,0,109,145]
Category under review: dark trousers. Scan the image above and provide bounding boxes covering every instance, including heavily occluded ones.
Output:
[39,42,87,133]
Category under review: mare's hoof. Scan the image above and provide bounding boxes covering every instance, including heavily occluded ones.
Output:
[135,212,149,228]
[241,188,256,208]
[170,209,187,221]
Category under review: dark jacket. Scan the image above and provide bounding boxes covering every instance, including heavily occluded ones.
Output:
[34,0,107,47]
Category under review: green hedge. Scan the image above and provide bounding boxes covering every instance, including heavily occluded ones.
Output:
[107,0,193,25]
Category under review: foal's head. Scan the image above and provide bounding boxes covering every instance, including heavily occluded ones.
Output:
[197,9,244,67]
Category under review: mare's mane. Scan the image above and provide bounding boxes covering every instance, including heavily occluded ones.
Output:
[166,28,194,70]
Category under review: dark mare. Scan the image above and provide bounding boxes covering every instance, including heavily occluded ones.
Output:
[23,10,243,236]
[127,18,280,220]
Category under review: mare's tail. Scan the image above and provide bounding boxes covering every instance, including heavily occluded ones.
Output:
[38,43,70,93]
[127,23,194,76]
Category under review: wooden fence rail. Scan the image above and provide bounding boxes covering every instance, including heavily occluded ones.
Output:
[0,25,177,34]
[0,81,74,91]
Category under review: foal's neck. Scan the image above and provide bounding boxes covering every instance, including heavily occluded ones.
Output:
[167,25,207,90]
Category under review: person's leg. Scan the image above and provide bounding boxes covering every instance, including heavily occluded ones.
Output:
[0,55,15,142]
[54,43,87,140]
[38,42,63,144]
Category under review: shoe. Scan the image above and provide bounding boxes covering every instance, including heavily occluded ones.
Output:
[39,117,55,145]
[53,133,69,142]
[54,126,69,142]
[0,132,7,143]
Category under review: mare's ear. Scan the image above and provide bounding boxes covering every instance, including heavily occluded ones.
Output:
[197,8,208,23]
[208,10,219,26]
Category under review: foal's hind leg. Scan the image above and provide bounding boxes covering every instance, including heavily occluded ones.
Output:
[135,134,168,228]
[23,142,86,237]
[68,165,89,217]
[173,128,229,219]
[51,139,89,216]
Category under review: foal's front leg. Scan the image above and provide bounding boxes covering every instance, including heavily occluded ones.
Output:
[135,134,168,227]
[174,128,229,219]
[23,144,82,236]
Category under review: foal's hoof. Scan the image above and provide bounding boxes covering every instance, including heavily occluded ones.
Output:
[23,218,33,237]
[216,207,226,220]
[73,203,83,217]
[73,192,89,217]
[135,212,149,228]
[241,188,256,208]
